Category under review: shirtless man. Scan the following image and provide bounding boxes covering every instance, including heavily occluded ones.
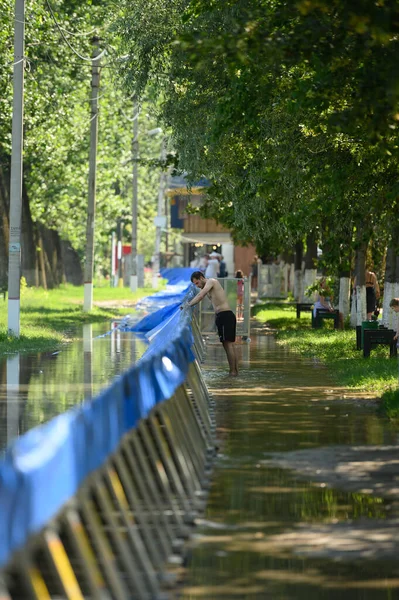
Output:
[182,271,238,376]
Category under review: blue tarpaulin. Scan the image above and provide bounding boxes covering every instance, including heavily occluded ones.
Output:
[160,267,198,285]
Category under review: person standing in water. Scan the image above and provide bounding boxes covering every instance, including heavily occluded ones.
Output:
[182,271,238,376]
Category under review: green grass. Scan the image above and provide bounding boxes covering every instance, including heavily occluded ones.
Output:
[380,389,399,420]
[0,284,155,355]
[253,302,399,414]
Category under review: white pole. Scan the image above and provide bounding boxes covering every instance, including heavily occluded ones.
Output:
[7,0,25,336]
[130,100,139,291]
[152,138,167,288]
[83,37,101,312]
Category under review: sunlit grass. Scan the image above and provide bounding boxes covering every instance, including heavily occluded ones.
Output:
[253,303,399,400]
[0,284,154,355]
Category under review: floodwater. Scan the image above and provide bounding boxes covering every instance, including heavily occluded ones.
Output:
[0,321,147,454]
[180,326,399,599]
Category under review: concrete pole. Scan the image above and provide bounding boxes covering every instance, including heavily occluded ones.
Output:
[152,138,167,288]
[7,0,25,336]
[130,100,139,291]
[110,231,116,286]
[83,37,101,312]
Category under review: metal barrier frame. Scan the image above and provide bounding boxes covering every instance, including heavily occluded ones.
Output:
[0,312,215,599]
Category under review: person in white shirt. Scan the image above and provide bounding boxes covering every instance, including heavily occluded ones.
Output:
[205,253,220,278]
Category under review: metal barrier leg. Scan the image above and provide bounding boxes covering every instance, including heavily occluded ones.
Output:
[143,417,200,515]
[103,465,162,598]
[169,389,211,485]
[41,528,85,600]
[111,452,166,570]
[155,402,204,493]
[191,315,206,360]
[138,420,194,516]
[122,436,180,550]
[4,556,51,600]
[149,408,201,500]
[91,474,151,599]
[79,493,131,599]
[187,362,215,444]
[173,386,209,461]
[62,507,110,600]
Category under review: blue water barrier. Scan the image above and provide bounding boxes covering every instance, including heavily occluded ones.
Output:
[160,267,198,286]
[0,299,206,578]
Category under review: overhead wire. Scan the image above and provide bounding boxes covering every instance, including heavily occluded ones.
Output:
[44,0,106,62]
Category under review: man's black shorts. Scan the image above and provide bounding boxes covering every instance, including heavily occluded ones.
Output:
[215,310,236,343]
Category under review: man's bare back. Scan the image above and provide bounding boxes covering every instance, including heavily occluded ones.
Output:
[185,276,230,312]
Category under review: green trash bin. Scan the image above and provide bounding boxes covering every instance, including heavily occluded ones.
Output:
[361,320,379,349]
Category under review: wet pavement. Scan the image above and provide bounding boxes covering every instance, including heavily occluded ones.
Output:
[0,321,147,454]
[179,326,399,599]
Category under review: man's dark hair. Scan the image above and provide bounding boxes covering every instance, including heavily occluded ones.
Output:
[191,271,205,282]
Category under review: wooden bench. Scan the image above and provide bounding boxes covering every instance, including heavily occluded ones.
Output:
[363,328,397,358]
[312,308,340,329]
[296,303,313,318]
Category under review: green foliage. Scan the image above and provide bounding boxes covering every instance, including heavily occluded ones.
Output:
[116,0,399,264]
[380,389,399,420]
[0,0,168,276]
[305,276,335,299]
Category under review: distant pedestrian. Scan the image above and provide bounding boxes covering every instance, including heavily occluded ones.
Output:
[365,269,380,320]
[205,252,220,278]
[354,269,380,320]
[219,255,228,278]
[251,255,259,291]
[235,270,244,320]
[390,298,399,341]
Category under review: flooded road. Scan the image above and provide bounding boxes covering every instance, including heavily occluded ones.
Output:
[180,330,399,599]
[0,322,147,454]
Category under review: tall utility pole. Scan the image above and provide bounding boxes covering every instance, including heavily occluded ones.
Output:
[152,137,167,288]
[130,99,139,292]
[7,0,25,336]
[83,37,101,312]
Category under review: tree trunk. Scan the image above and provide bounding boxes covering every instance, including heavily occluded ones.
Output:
[37,232,47,290]
[354,240,367,326]
[302,234,317,302]
[21,181,38,286]
[294,241,303,302]
[61,240,83,285]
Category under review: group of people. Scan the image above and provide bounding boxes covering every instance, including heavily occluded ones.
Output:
[190,251,228,279]
[313,269,381,319]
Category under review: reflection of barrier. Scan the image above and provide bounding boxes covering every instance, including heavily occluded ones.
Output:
[199,277,251,340]
[0,300,214,598]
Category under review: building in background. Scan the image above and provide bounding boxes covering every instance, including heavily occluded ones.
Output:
[167,176,256,278]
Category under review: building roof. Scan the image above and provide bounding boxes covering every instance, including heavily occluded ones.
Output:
[167,174,210,191]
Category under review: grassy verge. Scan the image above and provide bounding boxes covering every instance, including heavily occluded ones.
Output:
[0,284,155,356]
[253,302,399,417]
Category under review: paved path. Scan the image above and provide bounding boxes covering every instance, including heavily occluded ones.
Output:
[179,327,399,599]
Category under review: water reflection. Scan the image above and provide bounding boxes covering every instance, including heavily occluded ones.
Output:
[0,322,147,453]
[180,333,399,599]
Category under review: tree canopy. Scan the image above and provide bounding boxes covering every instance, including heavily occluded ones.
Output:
[116,0,399,270]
